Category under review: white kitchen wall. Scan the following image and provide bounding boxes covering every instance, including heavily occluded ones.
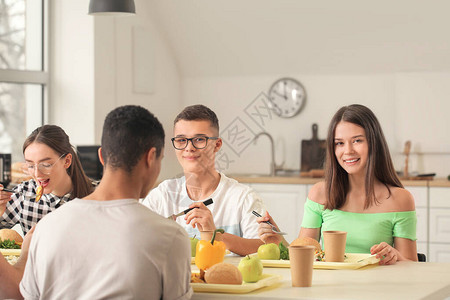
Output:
[50,0,95,145]
[50,0,184,180]
[394,73,450,178]
[182,73,450,178]
[91,1,184,180]
[50,1,450,180]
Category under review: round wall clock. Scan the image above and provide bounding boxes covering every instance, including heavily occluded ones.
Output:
[268,78,307,118]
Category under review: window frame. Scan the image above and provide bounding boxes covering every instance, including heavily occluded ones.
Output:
[0,0,49,125]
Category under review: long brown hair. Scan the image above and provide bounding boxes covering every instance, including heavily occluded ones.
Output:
[324,104,402,210]
[23,125,94,198]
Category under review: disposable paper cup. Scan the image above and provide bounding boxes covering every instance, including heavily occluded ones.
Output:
[199,230,223,242]
[289,245,315,287]
[323,231,347,262]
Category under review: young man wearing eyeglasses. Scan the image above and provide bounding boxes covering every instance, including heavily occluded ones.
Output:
[141,104,265,255]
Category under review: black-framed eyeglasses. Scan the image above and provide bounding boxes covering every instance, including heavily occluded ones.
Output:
[171,136,218,150]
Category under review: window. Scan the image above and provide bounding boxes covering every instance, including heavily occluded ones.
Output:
[0,0,48,163]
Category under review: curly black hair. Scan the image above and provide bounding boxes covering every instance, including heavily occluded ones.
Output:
[101,105,165,172]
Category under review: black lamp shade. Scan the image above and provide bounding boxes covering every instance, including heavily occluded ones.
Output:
[89,0,136,15]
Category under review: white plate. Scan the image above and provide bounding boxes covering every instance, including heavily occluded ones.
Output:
[5,255,19,265]
[191,273,282,293]
[254,253,380,270]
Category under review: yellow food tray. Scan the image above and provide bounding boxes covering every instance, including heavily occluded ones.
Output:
[255,253,380,270]
[191,273,282,293]
[1,249,21,256]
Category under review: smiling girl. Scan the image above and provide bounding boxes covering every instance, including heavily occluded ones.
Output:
[258,104,418,265]
[0,125,94,234]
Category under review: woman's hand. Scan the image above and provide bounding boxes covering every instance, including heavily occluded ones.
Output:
[370,242,400,265]
[184,202,216,232]
[0,184,12,216]
[257,211,283,245]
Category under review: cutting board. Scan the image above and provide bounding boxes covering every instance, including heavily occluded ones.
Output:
[301,124,326,172]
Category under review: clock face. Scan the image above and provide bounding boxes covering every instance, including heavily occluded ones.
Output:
[268,78,306,118]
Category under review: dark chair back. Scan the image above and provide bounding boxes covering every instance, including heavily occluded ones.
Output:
[417,253,426,262]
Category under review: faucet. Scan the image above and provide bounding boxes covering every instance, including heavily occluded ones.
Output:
[252,132,284,176]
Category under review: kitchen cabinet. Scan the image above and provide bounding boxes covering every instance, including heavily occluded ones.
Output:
[406,186,428,257]
[429,187,450,262]
[249,183,307,243]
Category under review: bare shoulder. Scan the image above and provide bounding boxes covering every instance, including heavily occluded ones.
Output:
[390,187,415,211]
[307,181,327,206]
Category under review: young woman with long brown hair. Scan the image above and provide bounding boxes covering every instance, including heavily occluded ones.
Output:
[0,125,94,234]
[258,104,418,265]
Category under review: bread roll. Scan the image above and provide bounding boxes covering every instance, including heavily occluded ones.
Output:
[205,262,242,285]
[290,236,321,252]
[0,229,23,245]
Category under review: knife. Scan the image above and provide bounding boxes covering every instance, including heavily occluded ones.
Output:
[167,198,213,219]
[1,188,15,193]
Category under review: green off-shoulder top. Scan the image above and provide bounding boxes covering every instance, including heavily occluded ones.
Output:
[301,198,417,253]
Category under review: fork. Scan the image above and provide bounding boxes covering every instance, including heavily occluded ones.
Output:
[252,211,287,235]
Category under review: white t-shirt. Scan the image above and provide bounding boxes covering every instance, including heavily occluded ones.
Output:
[140,173,265,239]
[20,198,192,300]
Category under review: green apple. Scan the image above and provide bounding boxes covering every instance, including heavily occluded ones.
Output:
[257,243,280,260]
[190,236,199,257]
[238,255,263,283]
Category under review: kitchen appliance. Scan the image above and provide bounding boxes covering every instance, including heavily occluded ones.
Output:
[300,124,326,172]
[0,153,12,187]
[77,146,103,181]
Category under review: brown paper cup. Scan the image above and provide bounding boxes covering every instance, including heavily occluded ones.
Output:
[199,230,223,242]
[323,231,347,262]
[289,245,315,287]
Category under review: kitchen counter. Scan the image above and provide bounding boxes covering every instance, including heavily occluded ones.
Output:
[191,256,450,300]
[227,174,450,187]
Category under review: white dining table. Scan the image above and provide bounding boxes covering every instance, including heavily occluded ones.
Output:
[191,256,450,300]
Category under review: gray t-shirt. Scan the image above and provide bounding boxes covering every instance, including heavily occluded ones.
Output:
[20,198,192,300]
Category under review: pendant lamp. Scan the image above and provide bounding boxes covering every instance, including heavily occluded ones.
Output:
[88,0,136,16]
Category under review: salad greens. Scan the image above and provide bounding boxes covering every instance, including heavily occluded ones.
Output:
[0,239,21,249]
[279,242,289,260]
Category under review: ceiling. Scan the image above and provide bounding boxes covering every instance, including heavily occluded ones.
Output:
[147,0,450,77]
